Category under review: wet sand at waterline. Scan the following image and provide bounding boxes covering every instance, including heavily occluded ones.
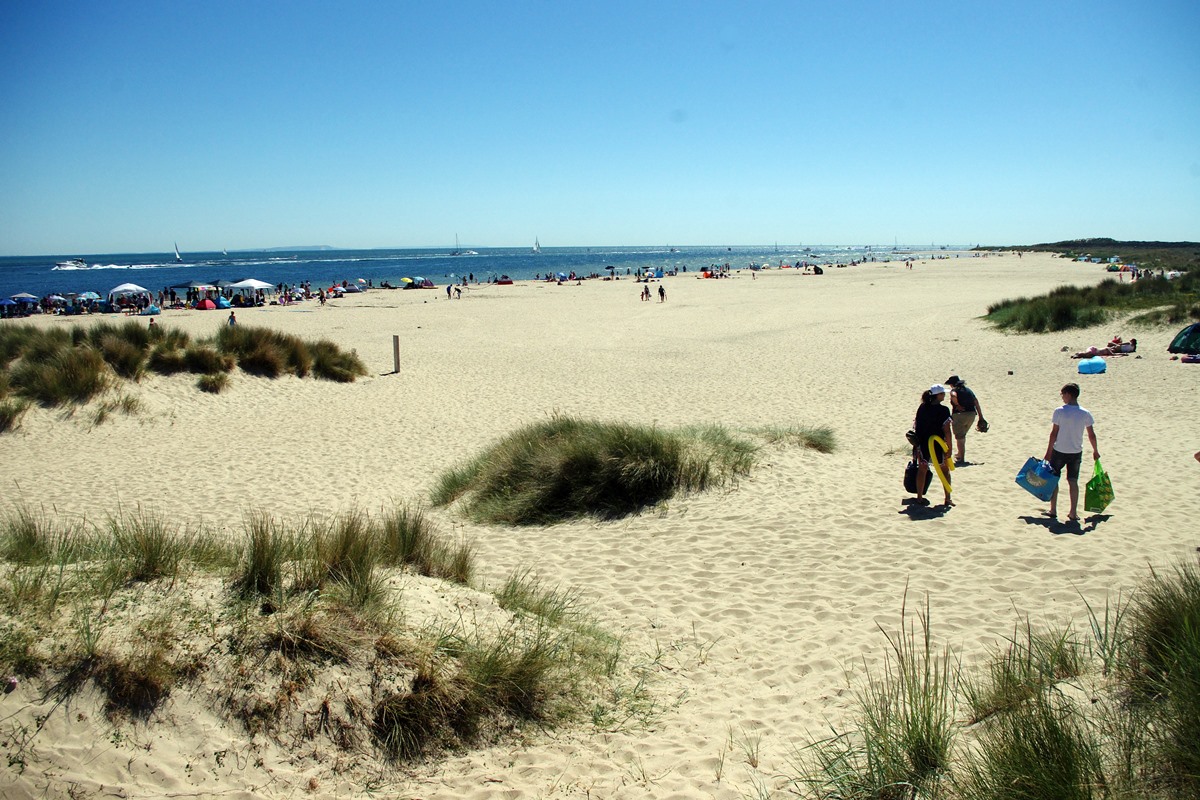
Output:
[3,252,1198,799]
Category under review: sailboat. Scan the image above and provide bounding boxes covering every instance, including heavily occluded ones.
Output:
[532,237,541,254]
[450,234,478,256]
[174,242,182,263]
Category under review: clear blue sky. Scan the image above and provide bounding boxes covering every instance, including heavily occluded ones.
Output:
[1,1,1197,255]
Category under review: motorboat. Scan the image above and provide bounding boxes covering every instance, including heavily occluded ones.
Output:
[54,258,88,270]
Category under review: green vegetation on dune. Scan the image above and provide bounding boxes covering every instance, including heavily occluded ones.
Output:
[0,321,368,431]
[432,417,829,525]
[791,562,1200,799]
[0,504,630,765]
[986,273,1199,332]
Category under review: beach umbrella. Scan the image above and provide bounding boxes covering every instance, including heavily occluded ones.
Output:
[0,298,16,306]
[109,282,149,295]
[48,294,66,302]
[356,278,366,284]
[399,277,413,284]
[78,291,101,300]
[172,280,216,290]
[11,292,37,300]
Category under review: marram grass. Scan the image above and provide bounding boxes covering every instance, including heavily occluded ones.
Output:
[432,417,759,524]
[789,563,1200,800]
[0,503,625,765]
[0,322,368,432]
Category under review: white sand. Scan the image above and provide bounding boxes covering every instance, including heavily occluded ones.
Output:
[2,252,1198,798]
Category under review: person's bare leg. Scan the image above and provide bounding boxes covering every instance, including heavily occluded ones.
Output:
[1049,484,1058,518]
[1067,479,1080,521]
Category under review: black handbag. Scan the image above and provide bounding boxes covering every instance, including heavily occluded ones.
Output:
[904,454,933,494]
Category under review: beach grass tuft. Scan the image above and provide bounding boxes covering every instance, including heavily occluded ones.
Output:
[961,621,1085,724]
[745,423,837,453]
[10,347,112,406]
[956,689,1104,800]
[0,505,626,769]
[103,511,189,585]
[794,593,957,799]
[182,345,235,374]
[233,511,292,598]
[197,372,230,393]
[376,503,474,584]
[432,416,757,525]
[0,397,30,433]
[790,561,1200,799]
[310,339,368,382]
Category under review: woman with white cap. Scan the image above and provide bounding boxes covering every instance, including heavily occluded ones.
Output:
[912,385,953,507]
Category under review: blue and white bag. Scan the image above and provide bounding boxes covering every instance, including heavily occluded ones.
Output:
[1016,457,1059,502]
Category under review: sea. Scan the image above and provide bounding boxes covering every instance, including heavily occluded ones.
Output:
[0,244,962,301]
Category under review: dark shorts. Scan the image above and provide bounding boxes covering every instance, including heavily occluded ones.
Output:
[1050,449,1083,482]
[917,438,949,463]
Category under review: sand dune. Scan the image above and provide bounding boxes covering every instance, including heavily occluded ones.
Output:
[2,251,1198,798]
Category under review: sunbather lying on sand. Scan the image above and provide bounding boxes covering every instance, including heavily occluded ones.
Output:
[1073,339,1136,358]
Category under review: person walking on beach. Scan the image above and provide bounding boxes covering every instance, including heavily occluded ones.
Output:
[945,375,986,465]
[228,311,236,326]
[1044,382,1099,522]
[913,385,953,508]
[658,284,666,302]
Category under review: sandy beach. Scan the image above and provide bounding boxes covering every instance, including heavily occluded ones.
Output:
[2,251,1198,799]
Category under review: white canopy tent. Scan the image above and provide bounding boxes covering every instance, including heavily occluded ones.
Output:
[227,278,274,290]
[109,282,150,295]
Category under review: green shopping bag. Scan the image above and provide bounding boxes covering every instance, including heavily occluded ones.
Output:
[1084,459,1114,513]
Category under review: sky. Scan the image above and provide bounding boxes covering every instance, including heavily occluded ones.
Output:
[1,1,1197,255]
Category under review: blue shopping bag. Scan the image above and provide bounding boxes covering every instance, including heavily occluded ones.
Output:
[1016,456,1059,502]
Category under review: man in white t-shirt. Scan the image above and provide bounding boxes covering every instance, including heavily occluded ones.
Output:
[1044,382,1099,521]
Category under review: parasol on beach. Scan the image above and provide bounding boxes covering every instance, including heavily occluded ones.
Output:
[109,282,149,295]
[78,291,101,300]
[11,292,37,301]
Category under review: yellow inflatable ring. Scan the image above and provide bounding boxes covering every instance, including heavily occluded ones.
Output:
[927,434,953,494]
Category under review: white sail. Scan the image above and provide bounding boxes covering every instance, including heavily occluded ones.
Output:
[533,237,541,254]
[174,242,182,262]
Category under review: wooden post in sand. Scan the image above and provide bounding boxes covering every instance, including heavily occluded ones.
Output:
[392,335,400,373]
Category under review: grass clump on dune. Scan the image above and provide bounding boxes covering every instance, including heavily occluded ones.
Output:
[0,503,626,768]
[431,416,758,525]
[986,272,1198,333]
[9,347,112,406]
[0,322,368,433]
[790,561,1200,800]
[746,423,837,453]
[0,397,30,433]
